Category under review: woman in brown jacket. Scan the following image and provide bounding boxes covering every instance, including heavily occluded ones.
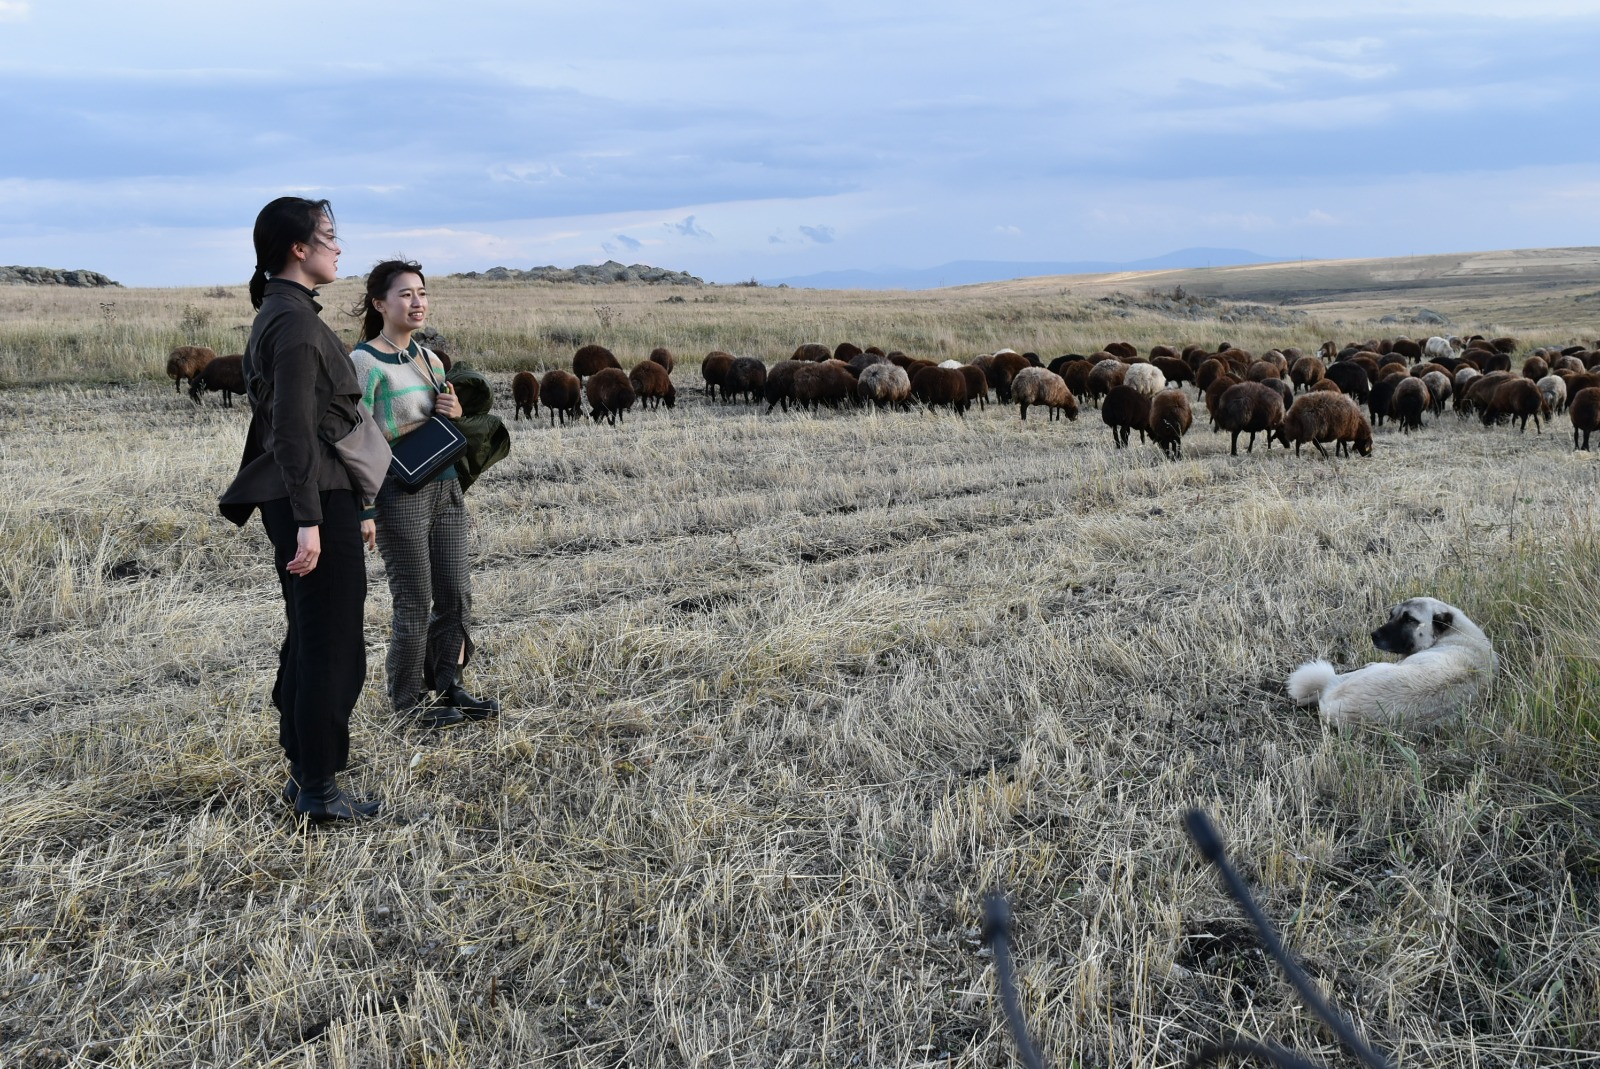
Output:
[219,196,379,823]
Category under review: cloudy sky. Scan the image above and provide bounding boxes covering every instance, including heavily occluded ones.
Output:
[2,1,1598,286]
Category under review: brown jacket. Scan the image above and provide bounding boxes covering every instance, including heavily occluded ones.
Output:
[218,279,360,527]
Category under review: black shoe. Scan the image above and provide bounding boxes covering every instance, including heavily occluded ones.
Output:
[404,697,466,729]
[295,776,380,823]
[282,765,303,806]
[442,683,500,721]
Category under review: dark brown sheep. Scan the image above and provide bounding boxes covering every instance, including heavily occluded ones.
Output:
[1216,382,1286,455]
[649,347,675,374]
[1278,392,1373,458]
[1104,341,1138,359]
[1152,356,1193,389]
[1059,359,1094,398]
[586,367,636,425]
[189,353,244,407]
[1391,338,1423,363]
[1322,362,1370,404]
[701,351,734,399]
[539,369,583,426]
[987,350,1030,401]
[1149,344,1179,361]
[792,342,832,362]
[958,365,990,409]
[1147,391,1193,459]
[1462,371,1514,418]
[628,361,676,410]
[512,370,539,421]
[167,345,216,396]
[1204,373,1242,427]
[1570,387,1600,450]
[764,360,805,413]
[1390,377,1430,433]
[1368,377,1398,427]
[794,361,856,411]
[1481,378,1543,432]
[723,356,767,403]
[1195,358,1230,393]
[848,350,890,376]
[1289,355,1326,392]
[1490,336,1519,354]
[1522,355,1549,380]
[911,366,968,416]
[1311,378,1344,394]
[1259,377,1294,410]
[833,342,863,361]
[573,344,620,381]
[1101,384,1150,447]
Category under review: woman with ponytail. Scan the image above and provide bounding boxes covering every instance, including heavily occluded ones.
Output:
[348,260,500,729]
[219,197,381,823]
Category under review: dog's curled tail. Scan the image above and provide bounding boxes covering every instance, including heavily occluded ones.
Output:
[1287,660,1337,706]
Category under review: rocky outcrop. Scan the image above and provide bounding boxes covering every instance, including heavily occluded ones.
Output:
[0,266,120,287]
[452,261,703,286]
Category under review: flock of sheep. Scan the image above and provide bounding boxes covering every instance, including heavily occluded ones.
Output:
[169,333,1600,455]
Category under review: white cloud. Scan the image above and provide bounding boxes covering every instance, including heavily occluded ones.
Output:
[994,225,1022,236]
[0,1,28,20]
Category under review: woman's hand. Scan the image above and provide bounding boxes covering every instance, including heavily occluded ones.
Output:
[360,518,377,551]
[434,385,462,419]
[288,525,321,576]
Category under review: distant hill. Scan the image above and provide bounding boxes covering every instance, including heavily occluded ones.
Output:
[450,261,703,286]
[760,248,1277,290]
[0,266,120,287]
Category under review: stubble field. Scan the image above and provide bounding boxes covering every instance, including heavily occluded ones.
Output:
[1,272,1599,1068]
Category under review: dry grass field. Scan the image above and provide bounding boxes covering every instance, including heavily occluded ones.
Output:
[3,260,1600,1067]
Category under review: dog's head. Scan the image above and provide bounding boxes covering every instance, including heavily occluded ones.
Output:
[1371,597,1458,655]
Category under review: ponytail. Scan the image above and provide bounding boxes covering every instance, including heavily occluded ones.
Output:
[250,197,334,310]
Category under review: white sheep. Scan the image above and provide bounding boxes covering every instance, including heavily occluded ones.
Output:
[1425,336,1454,363]
[1122,362,1167,398]
[1537,374,1567,415]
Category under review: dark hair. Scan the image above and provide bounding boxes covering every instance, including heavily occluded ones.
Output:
[249,197,334,309]
[351,259,426,342]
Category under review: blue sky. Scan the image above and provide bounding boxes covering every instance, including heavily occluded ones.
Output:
[2,1,1598,286]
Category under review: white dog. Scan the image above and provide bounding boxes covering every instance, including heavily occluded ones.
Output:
[1288,597,1497,726]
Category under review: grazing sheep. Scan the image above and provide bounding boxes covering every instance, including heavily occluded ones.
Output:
[1204,374,1242,427]
[986,350,1030,402]
[856,363,912,410]
[167,345,216,396]
[1323,362,1371,404]
[1122,362,1166,398]
[628,360,676,410]
[1011,367,1078,422]
[833,342,863,362]
[1551,355,1586,374]
[1277,392,1373,458]
[1150,344,1179,361]
[1083,359,1128,407]
[792,342,832,362]
[723,356,767,403]
[1390,377,1430,433]
[649,347,675,374]
[1424,336,1454,362]
[1216,382,1286,455]
[1570,387,1600,450]
[1462,371,1514,418]
[1423,371,1452,417]
[1259,377,1294,410]
[1481,378,1543,433]
[573,344,620,381]
[1059,359,1094,398]
[585,367,636,425]
[911,366,968,416]
[958,365,990,409]
[1195,358,1231,393]
[539,369,583,426]
[849,350,890,376]
[1391,338,1423,363]
[189,353,245,407]
[1101,384,1151,447]
[1536,374,1566,416]
[794,361,856,411]
[969,353,995,378]
[1290,355,1326,392]
[1523,355,1549,381]
[938,359,963,369]
[1152,356,1193,389]
[511,370,539,421]
[1104,341,1138,359]
[1368,378,1398,427]
[701,351,734,399]
[764,360,805,413]
[1310,379,1343,394]
[1147,390,1193,459]
[1491,336,1519,354]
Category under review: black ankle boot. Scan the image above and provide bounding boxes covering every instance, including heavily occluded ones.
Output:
[442,683,500,721]
[295,776,380,822]
[282,764,304,806]
[404,697,465,729]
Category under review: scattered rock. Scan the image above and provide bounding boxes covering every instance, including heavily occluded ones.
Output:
[0,266,120,287]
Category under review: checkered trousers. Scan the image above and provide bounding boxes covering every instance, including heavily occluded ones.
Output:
[373,477,472,712]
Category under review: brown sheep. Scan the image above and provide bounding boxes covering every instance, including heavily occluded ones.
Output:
[1391,338,1423,363]
[1216,382,1286,455]
[848,350,890,376]
[1423,371,1452,416]
[794,361,856,411]
[573,344,620,381]
[856,363,912,410]
[1101,384,1150,447]
[1522,355,1549,381]
[1147,391,1193,459]
[512,370,539,421]
[833,342,863,362]
[987,350,1030,401]
[1323,362,1370,404]
[701,351,734,399]
[539,369,583,426]
[1059,359,1094,398]
[1311,378,1344,394]
[649,347,675,374]
[1152,356,1193,389]
[1083,359,1128,407]
[1195,358,1231,393]
[958,365,990,409]
[1011,367,1077,422]
[1104,341,1138,359]
[723,356,767,403]
[764,360,805,413]
[628,361,676,410]
[1390,377,1430,433]
[1277,392,1373,458]
[1149,344,1179,361]
[911,366,968,416]
[167,345,216,396]
[1481,378,1543,433]
[1570,387,1600,450]
[585,367,636,425]
[1290,355,1326,392]
[189,353,245,407]
[1204,373,1243,427]
[1490,336,1519,354]
[1462,371,1514,418]
[791,342,832,362]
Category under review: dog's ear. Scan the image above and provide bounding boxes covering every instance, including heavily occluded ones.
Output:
[1432,610,1455,634]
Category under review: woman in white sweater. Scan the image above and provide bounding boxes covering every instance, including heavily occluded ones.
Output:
[349,259,500,728]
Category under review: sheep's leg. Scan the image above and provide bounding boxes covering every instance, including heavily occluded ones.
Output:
[1230,430,1240,455]
[1019,403,1028,421]
[1246,431,1257,453]
[1313,440,1330,460]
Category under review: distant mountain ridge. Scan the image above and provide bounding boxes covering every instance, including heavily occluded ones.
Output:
[759,248,1278,290]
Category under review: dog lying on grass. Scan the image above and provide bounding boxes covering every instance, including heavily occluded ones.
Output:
[1288,597,1497,726]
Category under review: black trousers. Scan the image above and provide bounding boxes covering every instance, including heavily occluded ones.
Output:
[258,490,367,781]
